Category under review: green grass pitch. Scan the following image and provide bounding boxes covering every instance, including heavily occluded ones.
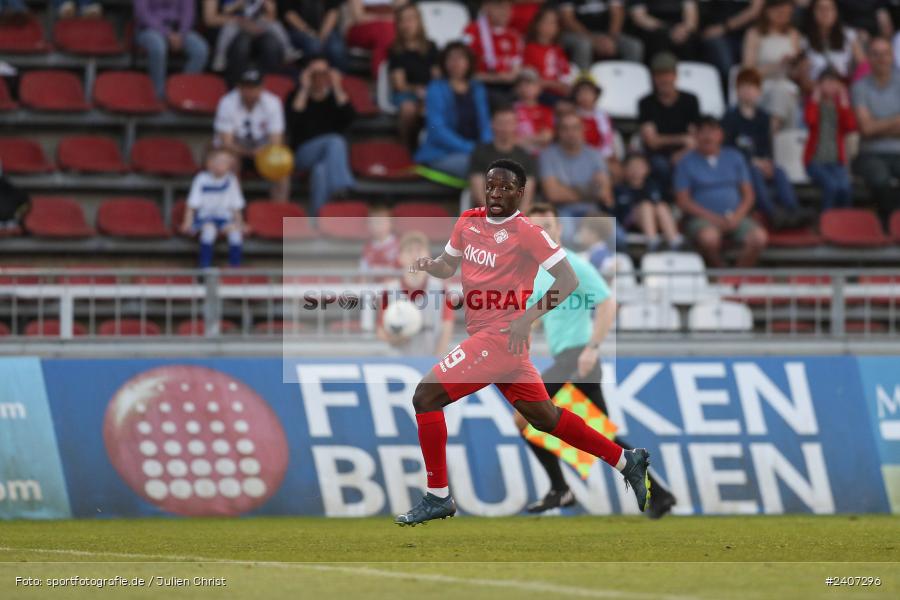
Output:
[0,515,898,599]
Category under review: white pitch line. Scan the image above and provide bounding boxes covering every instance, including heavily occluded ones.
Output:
[0,546,697,600]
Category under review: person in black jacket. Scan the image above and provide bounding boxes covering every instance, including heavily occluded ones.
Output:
[287,56,356,214]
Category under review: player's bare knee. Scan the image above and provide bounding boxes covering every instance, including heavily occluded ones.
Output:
[412,381,445,413]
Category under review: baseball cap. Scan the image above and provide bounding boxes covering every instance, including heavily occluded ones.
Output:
[516,67,540,84]
[650,52,678,73]
[238,68,263,86]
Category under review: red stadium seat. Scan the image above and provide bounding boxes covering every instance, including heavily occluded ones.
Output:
[97,198,170,239]
[0,322,9,336]
[98,319,161,336]
[166,73,227,114]
[765,227,823,247]
[820,209,889,247]
[57,135,128,173]
[318,201,370,239]
[770,321,816,334]
[20,70,91,112]
[94,71,164,114]
[350,140,416,180]
[253,320,306,334]
[24,197,95,238]
[391,202,453,241]
[343,75,378,116]
[0,14,48,53]
[0,138,54,174]
[24,319,87,337]
[58,266,118,285]
[130,137,198,176]
[0,267,41,285]
[133,273,195,285]
[263,74,295,102]
[890,210,900,244]
[220,270,272,285]
[0,78,17,111]
[53,18,124,55]
[176,319,238,336]
[328,320,363,334]
[246,201,316,239]
[845,320,888,334]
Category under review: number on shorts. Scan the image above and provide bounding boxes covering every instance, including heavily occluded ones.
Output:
[442,345,466,370]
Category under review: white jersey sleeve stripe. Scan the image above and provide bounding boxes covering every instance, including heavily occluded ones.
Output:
[445,242,462,257]
[541,248,567,270]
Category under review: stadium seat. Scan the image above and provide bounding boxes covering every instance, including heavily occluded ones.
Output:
[350,140,416,179]
[133,273,196,285]
[0,138,54,174]
[24,197,95,238]
[166,73,227,114]
[0,14,48,53]
[640,252,710,304]
[94,71,164,114]
[773,129,810,184]
[97,198,170,239]
[677,62,725,118]
[253,320,306,334]
[343,75,378,116]
[24,319,87,337]
[57,135,128,173]
[58,266,118,285]
[391,202,453,241]
[130,137,198,176]
[98,319,161,336]
[0,322,9,336]
[0,78,17,111]
[590,61,651,119]
[328,320,364,334]
[318,201,370,239]
[20,70,91,112]
[418,1,470,48]
[176,319,238,336]
[0,267,41,285]
[246,201,316,239]
[771,320,816,334]
[263,74,296,102]
[687,300,753,332]
[889,210,900,244]
[53,18,124,55]
[820,209,889,247]
[765,226,823,247]
[617,302,681,331]
[845,320,888,334]
[375,62,397,114]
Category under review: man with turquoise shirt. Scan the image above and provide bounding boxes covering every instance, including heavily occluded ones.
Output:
[518,203,676,518]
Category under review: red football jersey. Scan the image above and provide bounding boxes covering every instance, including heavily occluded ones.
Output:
[444,207,566,335]
[360,235,399,271]
[523,43,571,81]
[463,19,524,74]
[514,101,554,140]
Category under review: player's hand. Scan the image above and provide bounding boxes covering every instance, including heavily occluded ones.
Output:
[409,256,436,274]
[577,345,599,378]
[500,316,531,356]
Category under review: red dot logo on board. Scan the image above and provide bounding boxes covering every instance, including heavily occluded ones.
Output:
[103,365,288,516]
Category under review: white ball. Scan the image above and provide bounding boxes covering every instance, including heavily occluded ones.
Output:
[383,299,423,338]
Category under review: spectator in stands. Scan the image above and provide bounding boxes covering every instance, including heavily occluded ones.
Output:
[204,0,289,86]
[571,77,618,178]
[181,148,245,268]
[614,153,683,251]
[55,0,101,18]
[360,205,399,271]
[796,0,866,96]
[463,0,524,96]
[723,67,807,228]
[135,0,211,98]
[805,67,857,210]
[638,52,701,199]
[388,4,438,150]
[214,68,289,200]
[558,0,643,68]
[575,213,615,271]
[699,0,764,85]
[279,0,347,71]
[415,42,492,178]
[287,57,356,214]
[629,0,699,61]
[1,0,26,15]
[378,230,455,356]
[741,0,802,130]
[512,68,554,154]
[836,0,892,41]
[469,105,538,208]
[345,0,401,77]
[539,111,613,243]
[675,116,767,267]
[523,5,573,99]
[852,37,900,222]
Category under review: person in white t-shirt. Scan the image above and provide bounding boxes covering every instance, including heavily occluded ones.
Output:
[181,148,246,268]
[213,68,289,201]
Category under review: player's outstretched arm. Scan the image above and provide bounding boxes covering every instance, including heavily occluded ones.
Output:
[409,251,460,279]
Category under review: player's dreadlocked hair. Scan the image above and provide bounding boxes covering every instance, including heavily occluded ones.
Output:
[487,158,527,190]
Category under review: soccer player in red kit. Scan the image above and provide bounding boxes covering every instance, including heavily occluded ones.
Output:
[395,159,651,526]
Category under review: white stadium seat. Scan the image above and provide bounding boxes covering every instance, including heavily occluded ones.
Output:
[419,2,470,49]
[688,300,754,332]
[375,61,396,115]
[590,61,652,119]
[618,301,681,331]
[677,61,726,118]
[774,128,810,184]
[640,252,709,304]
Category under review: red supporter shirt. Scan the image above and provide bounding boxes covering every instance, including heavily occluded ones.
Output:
[360,235,399,271]
[523,43,571,81]
[444,207,566,335]
[463,18,524,74]
[579,109,615,159]
[514,101,554,140]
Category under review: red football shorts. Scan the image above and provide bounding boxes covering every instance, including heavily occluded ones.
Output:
[432,329,550,404]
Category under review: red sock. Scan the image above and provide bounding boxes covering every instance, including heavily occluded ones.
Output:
[416,411,448,488]
[551,409,624,468]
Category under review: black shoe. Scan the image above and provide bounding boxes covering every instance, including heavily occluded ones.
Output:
[621,448,651,512]
[526,489,576,513]
[394,493,456,526]
[647,490,676,520]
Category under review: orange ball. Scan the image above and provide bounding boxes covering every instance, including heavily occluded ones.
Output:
[254,144,294,181]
